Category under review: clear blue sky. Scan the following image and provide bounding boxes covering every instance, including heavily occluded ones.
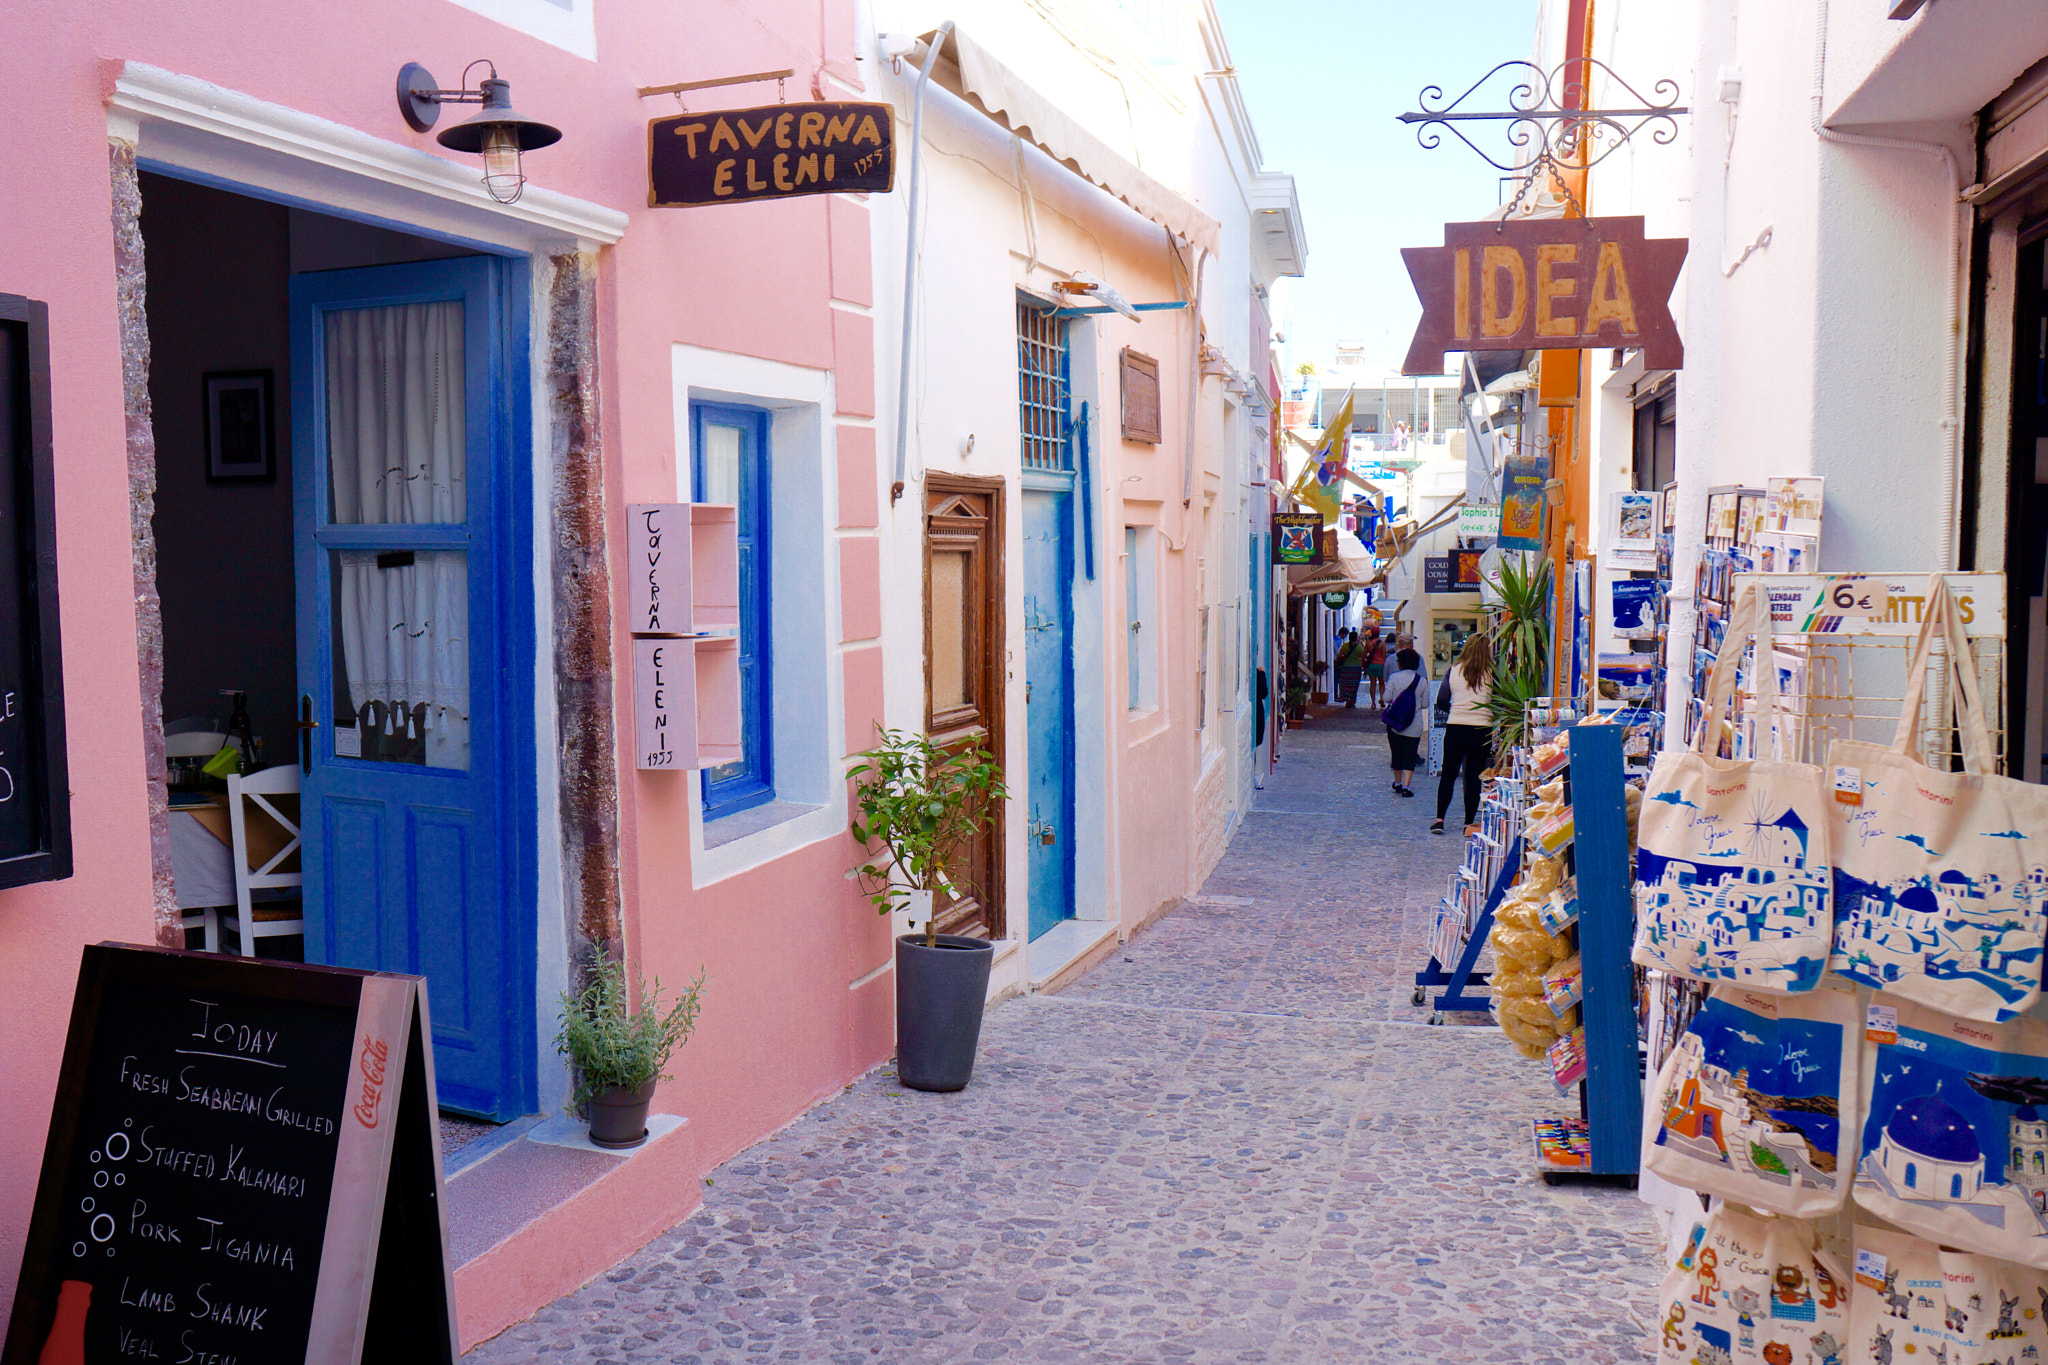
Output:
[1212,0,1539,373]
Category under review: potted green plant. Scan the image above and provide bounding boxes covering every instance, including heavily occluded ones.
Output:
[554,953,706,1149]
[1480,552,1554,754]
[849,727,1008,1092]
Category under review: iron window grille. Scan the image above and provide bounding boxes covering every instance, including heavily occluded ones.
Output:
[1017,300,1072,473]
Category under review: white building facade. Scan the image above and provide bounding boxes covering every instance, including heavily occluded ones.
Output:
[867,0,1305,996]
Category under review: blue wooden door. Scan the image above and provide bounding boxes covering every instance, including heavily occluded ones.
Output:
[1022,485,1074,941]
[290,258,530,1120]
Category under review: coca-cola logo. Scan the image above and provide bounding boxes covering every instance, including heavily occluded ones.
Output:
[353,1035,389,1129]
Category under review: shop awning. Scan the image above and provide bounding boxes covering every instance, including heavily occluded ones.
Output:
[1287,555,1377,597]
[920,27,1221,256]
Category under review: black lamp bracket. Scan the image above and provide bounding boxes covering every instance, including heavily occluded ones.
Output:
[398,60,502,134]
[1397,57,1687,209]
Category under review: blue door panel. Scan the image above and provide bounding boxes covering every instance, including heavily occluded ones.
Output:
[1022,487,1074,941]
[321,796,386,966]
[291,257,531,1120]
[409,805,474,1038]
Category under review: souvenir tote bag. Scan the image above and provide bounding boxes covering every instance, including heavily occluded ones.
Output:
[1646,983,1861,1217]
[1828,577,2048,1020]
[1853,1000,2048,1268]
[1933,1243,2048,1360]
[1634,581,1835,991]
[1848,1225,1951,1364]
[1651,1203,1850,1365]
[1850,1223,2048,1364]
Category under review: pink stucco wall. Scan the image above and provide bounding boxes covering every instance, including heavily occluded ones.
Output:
[0,0,887,1325]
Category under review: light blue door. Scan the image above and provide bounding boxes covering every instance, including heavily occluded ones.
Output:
[1023,483,1074,941]
[290,257,532,1120]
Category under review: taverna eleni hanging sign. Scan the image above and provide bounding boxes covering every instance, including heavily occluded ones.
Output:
[649,102,894,206]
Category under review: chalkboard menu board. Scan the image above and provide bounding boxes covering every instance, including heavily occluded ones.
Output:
[0,294,70,890]
[4,945,453,1365]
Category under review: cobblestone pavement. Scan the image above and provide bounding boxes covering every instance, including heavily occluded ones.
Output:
[469,710,1663,1364]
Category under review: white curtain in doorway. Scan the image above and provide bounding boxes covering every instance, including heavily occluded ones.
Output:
[325,301,470,768]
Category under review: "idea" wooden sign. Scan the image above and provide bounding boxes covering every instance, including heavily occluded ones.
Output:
[1399,216,1687,374]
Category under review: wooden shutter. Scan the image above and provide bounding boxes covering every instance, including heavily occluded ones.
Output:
[1120,348,1161,444]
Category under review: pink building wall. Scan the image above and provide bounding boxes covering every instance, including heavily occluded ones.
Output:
[0,0,888,1332]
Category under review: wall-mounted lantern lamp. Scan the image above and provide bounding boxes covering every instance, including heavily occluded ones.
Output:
[397,60,561,205]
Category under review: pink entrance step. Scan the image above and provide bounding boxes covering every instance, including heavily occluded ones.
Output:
[447,1114,699,1351]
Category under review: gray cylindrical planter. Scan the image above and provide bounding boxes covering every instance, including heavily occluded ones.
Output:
[587,1079,657,1149]
[895,933,994,1092]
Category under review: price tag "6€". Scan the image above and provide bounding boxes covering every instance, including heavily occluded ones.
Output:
[1826,574,1886,618]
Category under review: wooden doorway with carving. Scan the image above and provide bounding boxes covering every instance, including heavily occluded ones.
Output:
[924,473,1006,939]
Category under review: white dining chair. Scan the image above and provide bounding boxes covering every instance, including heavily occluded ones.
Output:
[219,764,305,956]
[168,726,231,951]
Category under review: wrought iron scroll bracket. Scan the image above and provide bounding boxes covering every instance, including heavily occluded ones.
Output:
[1398,58,1686,225]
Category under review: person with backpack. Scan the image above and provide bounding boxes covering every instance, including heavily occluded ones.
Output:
[1332,628,1366,707]
[1380,647,1427,797]
[1431,634,1495,836]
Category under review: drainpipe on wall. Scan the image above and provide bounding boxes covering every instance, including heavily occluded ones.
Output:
[1182,246,1207,510]
[890,20,954,505]
[1810,0,1967,571]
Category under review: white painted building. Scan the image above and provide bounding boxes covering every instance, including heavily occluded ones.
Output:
[866,0,1305,997]
[1529,0,2048,764]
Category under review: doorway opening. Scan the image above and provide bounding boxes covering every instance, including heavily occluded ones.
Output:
[138,170,535,1119]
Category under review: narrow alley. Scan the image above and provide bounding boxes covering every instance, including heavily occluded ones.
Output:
[470,715,1662,1364]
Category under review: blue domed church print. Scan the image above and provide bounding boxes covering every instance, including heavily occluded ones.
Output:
[1830,801,2048,1020]
[1635,793,1831,991]
[1857,1021,2048,1243]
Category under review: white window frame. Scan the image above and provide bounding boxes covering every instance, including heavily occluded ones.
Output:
[442,0,596,61]
[670,345,845,887]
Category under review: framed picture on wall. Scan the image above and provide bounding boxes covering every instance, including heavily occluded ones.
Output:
[203,368,275,482]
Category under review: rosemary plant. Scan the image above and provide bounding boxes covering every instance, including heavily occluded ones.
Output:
[554,955,707,1111]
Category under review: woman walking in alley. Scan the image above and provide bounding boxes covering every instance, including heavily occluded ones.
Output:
[1333,629,1365,707]
[1363,629,1389,707]
[1382,647,1427,797]
[1430,635,1494,836]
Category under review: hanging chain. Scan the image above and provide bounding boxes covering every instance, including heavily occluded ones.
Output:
[1497,148,1590,231]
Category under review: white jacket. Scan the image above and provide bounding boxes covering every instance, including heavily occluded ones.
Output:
[1444,666,1492,728]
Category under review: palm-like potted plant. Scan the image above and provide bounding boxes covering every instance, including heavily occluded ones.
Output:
[849,727,1007,1092]
[1480,552,1554,754]
[554,954,706,1149]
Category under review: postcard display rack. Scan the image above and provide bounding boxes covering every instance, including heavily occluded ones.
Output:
[1415,717,1642,1181]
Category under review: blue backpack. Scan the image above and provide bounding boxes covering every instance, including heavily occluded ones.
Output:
[1381,673,1422,731]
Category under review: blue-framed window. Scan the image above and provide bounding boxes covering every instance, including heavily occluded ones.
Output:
[1017,299,1072,471]
[693,401,773,818]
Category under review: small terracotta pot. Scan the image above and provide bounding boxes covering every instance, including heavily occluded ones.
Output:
[587,1079,657,1149]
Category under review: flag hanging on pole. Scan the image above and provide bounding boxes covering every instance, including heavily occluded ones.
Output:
[1297,389,1355,527]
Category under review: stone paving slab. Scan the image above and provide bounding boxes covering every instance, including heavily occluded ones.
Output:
[467,712,1660,1364]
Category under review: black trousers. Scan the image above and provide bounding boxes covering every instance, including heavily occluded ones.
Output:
[1436,723,1493,826]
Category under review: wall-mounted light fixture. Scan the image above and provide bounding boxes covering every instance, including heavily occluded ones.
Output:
[397,60,562,205]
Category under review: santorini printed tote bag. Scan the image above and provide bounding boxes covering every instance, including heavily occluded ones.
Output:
[1650,1203,1850,1365]
[1646,984,1861,1217]
[1848,1223,2048,1365]
[1634,582,1835,992]
[1827,578,2048,1021]
[1852,1000,2048,1269]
